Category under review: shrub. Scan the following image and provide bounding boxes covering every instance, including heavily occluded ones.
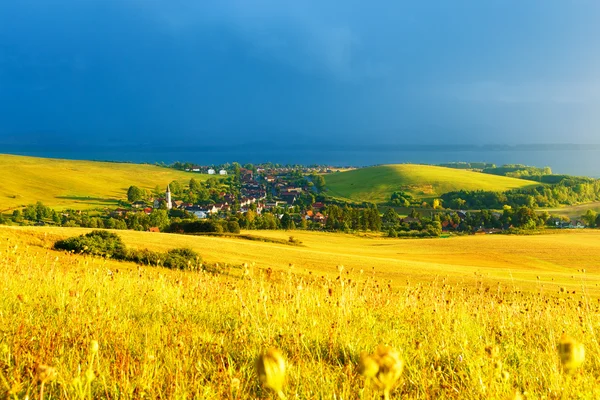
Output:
[163,248,201,270]
[288,236,302,245]
[227,221,241,234]
[54,232,201,269]
[127,248,162,266]
[54,230,127,259]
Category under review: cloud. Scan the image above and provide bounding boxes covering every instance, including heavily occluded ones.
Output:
[136,0,389,81]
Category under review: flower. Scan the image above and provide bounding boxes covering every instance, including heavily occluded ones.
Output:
[256,348,286,398]
[358,345,404,399]
[558,333,585,373]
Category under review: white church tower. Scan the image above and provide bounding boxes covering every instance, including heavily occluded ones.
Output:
[166,185,172,210]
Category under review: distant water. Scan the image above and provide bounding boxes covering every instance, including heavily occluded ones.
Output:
[2,144,599,177]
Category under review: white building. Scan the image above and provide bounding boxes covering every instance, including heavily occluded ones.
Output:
[219,169,228,175]
[208,169,216,175]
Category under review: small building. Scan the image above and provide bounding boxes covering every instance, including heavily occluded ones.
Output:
[208,169,216,175]
[219,169,228,175]
[132,201,146,209]
[313,212,326,223]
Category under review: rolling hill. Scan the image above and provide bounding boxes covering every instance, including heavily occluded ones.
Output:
[0,154,207,211]
[4,225,600,294]
[325,164,539,204]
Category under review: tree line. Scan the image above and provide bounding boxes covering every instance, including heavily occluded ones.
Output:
[441,178,600,210]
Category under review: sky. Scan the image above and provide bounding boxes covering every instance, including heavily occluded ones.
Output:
[1,0,600,148]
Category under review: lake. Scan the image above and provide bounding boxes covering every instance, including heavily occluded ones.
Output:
[2,144,599,177]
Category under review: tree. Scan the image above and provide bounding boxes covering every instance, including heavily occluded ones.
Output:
[582,209,598,228]
[232,162,241,178]
[189,178,202,193]
[383,208,399,225]
[311,174,326,192]
[514,206,538,229]
[169,180,183,195]
[127,186,144,203]
[149,210,170,231]
[281,213,295,230]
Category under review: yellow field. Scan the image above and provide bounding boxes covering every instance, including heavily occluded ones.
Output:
[1,226,599,398]
[6,226,600,295]
[326,164,538,203]
[0,154,206,211]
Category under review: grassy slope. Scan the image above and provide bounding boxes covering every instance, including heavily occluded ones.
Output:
[325,164,538,203]
[2,227,600,398]
[7,226,600,295]
[0,154,208,211]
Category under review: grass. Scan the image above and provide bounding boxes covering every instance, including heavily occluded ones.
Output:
[1,226,600,398]
[543,201,600,220]
[325,164,539,204]
[6,225,600,295]
[0,154,207,211]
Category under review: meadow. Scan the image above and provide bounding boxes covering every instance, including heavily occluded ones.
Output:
[1,226,600,398]
[0,154,204,212]
[325,164,538,204]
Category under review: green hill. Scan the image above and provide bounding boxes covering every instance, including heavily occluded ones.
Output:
[325,164,539,204]
[0,154,208,211]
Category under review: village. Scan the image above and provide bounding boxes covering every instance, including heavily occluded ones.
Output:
[115,165,330,229]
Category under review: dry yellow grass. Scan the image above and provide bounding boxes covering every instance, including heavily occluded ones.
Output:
[6,226,600,296]
[0,154,206,211]
[1,225,599,398]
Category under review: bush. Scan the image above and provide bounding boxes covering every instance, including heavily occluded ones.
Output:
[127,248,162,266]
[288,236,303,245]
[54,230,127,259]
[227,221,241,234]
[163,248,201,269]
[54,231,201,270]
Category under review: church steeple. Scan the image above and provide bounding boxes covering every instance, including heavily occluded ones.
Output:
[166,185,172,210]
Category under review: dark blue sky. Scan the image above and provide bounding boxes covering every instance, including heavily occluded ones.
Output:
[1,0,600,147]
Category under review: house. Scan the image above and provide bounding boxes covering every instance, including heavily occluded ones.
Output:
[132,201,146,209]
[153,198,165,209]
[441,220,458,231]
[111,208,129,217]
[457,211,468,220]
[282,187,303,194]
[313,212,326,223]
[148,227,160,233]
[208,169,216,175]
[185,205,209,219]
[219,169,228,175]
[280,193,297,205]
[191,166,201,172]
[312,202,325,210]
[265,201,285,209]
[240,168,254,181]
[143,207,153,215]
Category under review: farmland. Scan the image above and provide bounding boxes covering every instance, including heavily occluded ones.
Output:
[325,164,539,204]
